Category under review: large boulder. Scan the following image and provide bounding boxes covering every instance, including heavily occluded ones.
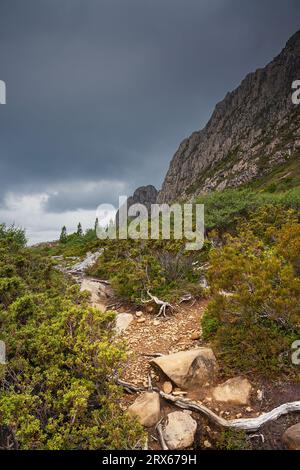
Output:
[212,377,252,405]
[282,423,300,450]
[150,348,217,390]
[163,411,197,450]
[114,313,134,335]
[127,392,160,427]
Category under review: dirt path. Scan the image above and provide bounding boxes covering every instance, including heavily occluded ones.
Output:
[80,277,113,312]
[120,300,208,387]
[71,261,300,450]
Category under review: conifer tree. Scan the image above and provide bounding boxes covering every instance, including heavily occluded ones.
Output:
[77,222,83,236]
[59,226,67,243]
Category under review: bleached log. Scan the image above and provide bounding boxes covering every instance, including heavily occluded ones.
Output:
[116,379,300,432]
[159,392,300,432]
[116,378,144,394]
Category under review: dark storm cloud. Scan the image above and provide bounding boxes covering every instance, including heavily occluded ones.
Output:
[0,0,300,212]
[44,179,130,213]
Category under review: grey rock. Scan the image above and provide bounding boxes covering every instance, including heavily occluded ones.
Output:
[114,313,134,335]
[163,411,197,450]
[212,377,252,405]
[116,185,158,226]
[151,348,217,390]
[282,423,300,450]
[128,392,161,427]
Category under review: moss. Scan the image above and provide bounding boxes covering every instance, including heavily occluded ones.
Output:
[216,429,251,450]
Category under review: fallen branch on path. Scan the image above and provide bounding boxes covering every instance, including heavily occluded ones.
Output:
[88,278,111,285]
[141,353,164,358]
[116,378,144,394]
[116,379,300,432]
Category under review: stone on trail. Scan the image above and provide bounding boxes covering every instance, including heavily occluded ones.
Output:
[127,392,160,427]
[191,331,201,340]
[212,376,252,405]
[282,423,300,450]
[150,348,217,390]
[162,411,197,450]
[114,313,134,335]
[135,311,143,317]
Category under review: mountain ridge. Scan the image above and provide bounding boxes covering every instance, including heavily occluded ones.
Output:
[157,30,300,203]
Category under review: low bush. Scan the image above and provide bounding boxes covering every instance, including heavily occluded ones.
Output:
[0,225,143,449]
[202,206,300,378]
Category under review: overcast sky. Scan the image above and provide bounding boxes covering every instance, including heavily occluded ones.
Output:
[0,0,299,244]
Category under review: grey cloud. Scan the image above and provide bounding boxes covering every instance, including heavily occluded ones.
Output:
[45,179,131,213]
[0,0,300,233]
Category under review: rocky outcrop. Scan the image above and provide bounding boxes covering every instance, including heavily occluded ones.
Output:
[150,348,217,390]
[116,185,158,226]
[127,185,158,211]
[70,251,103,274]
[158,30,300,202]
[162,411,197,450]
[212,377,252,405]
[282,423,300,450]
[127,392,161,427]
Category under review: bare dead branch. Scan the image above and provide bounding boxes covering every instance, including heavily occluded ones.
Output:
[116,378,300,432]
[156,420,169,450]
[141,290,173,317]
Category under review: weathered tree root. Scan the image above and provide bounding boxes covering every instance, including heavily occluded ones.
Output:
[141,290,173,317]
[116,379,300,432]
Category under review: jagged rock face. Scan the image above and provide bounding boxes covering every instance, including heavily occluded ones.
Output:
[158,31,300,203]
[127,185,158,211]
[116,185,158,225]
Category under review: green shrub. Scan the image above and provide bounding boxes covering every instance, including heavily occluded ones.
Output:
[203,206,300,378]
[0,225,144,449]
[195,187,300,231]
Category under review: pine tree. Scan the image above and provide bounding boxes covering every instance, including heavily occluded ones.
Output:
[94,218,99,232]
[59,226,67,244]
[77,222,83,236]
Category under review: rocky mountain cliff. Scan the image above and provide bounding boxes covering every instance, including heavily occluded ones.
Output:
[158,30,300,203]
[126,185,158,210]
[116,185,158,225]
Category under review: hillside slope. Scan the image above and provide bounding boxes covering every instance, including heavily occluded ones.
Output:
[158,31,300,202]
